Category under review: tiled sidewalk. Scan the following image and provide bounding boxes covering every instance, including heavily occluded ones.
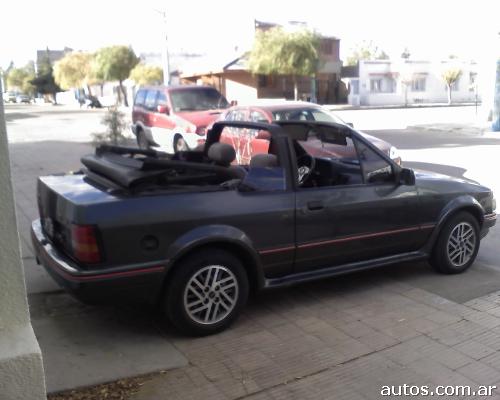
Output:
[133,276,500,400]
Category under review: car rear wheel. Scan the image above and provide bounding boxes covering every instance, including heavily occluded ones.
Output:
[430,211,480,274]
[164,248,249,336]
[174,135,188,153]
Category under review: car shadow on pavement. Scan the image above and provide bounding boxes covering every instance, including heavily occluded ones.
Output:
[5,112,41,122]
[29,292,187,394]
[31,255,500,394]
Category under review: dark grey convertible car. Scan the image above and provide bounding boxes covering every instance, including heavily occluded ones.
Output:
[32,120,496,335]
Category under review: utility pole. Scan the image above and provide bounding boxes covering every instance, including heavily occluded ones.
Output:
[154,8,171,86]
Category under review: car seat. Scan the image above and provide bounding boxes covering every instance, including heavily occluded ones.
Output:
[207,142,247,179]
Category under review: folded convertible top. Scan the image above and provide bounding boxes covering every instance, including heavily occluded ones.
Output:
[81,145,233,189]
[81,153,168,188]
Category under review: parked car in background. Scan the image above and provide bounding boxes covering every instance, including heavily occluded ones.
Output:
[219,102,402,165]
[16,94,31,104]
[4,91,18,103]
[131,85,230,153]
[32,120,495,336]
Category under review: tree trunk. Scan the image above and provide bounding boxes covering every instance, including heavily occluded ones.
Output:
[404,86,408,107]
[119,80,128,107]
[86,84,93,97]
[100,84,104,97]
[293,77,298,101]
[447,84,452,105]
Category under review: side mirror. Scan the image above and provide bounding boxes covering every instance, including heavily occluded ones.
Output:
[230,100,238,107]
[399,167,415,185]
[157,105,170,115]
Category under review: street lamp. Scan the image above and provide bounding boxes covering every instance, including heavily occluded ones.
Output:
[154,8,171,86]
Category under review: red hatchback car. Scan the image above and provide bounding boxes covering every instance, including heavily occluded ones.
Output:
[218,102,401,165]
[131,85,230,153]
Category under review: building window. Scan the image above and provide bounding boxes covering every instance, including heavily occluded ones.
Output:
[370,79,382,92]
[411,77,426,92]
[385,78,396,93]
[258,74,276,88]
[320,40,333,55]
[370,77,395,93]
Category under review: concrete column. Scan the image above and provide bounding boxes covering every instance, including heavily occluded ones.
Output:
[0,85,46,398]
[478,32,500,130]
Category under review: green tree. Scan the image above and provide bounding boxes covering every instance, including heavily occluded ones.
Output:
[92,107,129,146]
[54,52,94,95]
[30,49,62,104]
[6,68,27,89]
[2,61,14,90]
[248,27,320,100]
[94,45,139,106]
[129,63,163,86]
[6,62,36,95]
[442,68,462,104]
[21,61,36,96]
[346,41,389,66]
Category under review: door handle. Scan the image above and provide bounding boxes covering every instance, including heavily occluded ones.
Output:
[307,200,324,211]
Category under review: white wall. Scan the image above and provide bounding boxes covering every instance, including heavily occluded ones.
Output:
[225,79,257,105]
[350,60,479,106]
[0,88,46,399]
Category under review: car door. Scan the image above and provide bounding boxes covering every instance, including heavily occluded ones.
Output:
[294,127,424,272]
[132,89,147,125]
[153,90,176,132]
[143,90,158,129]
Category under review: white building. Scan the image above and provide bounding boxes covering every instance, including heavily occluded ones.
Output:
[346,59,479,106]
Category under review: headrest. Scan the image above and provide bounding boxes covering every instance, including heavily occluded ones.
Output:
[250,153,278,168]
[208,142,236,166]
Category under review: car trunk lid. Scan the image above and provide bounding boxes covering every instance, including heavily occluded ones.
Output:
[37,174,116,260]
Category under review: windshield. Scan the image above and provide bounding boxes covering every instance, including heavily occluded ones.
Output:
[170,88,229,112]
[272,108,346,124]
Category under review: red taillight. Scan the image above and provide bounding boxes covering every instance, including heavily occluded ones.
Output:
[71,224,101,263]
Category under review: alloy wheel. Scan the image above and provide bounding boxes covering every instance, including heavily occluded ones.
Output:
[447,222,476,267]
[183,265,239,325]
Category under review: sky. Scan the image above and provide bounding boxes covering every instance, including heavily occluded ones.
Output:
[1,0,500,70]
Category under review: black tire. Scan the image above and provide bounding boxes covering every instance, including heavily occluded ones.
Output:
[430,211,480,274]
[164,248,249,336]
[137,130,150,150]
[174,135,188,153]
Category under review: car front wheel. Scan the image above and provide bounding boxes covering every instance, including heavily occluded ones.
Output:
[430,211,480,274]
[174,135,189,153]
[164,248,249,336]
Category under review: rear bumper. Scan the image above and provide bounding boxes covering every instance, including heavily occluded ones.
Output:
[31,219,166,305]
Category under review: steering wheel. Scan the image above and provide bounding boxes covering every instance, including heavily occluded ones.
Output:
[297,154,316,185]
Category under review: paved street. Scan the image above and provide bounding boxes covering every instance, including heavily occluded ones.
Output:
[5,103,500,397]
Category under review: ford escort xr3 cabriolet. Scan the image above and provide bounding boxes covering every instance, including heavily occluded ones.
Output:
[32,120,496,335]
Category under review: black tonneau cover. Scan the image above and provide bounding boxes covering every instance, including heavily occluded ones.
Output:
[81,153,168,188]
[81,145,236,189]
